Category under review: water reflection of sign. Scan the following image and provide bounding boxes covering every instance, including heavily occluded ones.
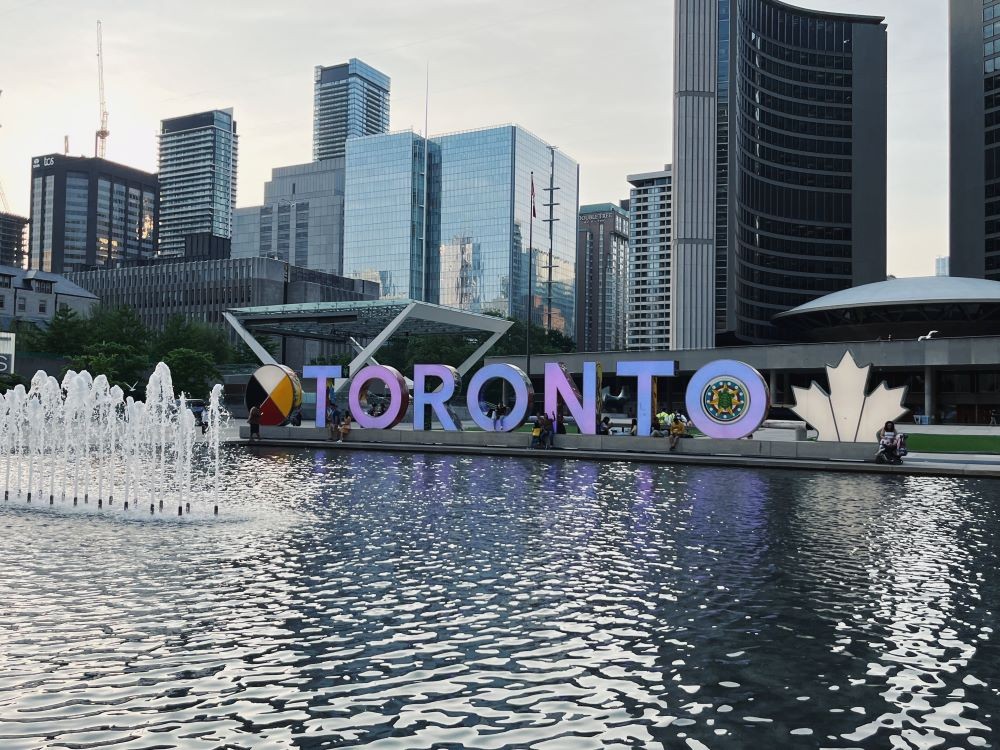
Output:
[0,333,15,375]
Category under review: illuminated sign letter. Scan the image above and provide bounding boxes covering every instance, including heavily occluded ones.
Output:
[349,365,410,429]
[685,359,769,439]
[466,363,533,432]
[616,360,677,436]
[302,365,342,428]
[543,362,598,434]
[413,364,462,432]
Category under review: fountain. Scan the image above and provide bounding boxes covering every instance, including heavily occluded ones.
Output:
[0,363,228,515]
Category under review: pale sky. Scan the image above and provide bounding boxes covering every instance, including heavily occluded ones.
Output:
[0,0,947,276]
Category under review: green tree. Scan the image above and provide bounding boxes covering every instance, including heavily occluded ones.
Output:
[0,372,27,393]
[152,315,232,365]
[231,336,280,365]
[86,306,150,350]
[162,348,220,399]
[40,306,90,358]
[70,342,149,390]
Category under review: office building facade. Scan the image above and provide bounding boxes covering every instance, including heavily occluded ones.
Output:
[950,0,1000,279]
[0,212,28,268]
[342,125,579,336]
[233,158,347,275]
[314,60,390,161]
[27,154,158,273]
[158,109,238,257]
[627,167,673,351]
[576,203,629,352]
[671,0,887,346]
[67,257,378,370]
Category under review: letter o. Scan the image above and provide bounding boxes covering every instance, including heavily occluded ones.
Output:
[349,365,409,429]
[685,360,769,440]
[466,363,534,432]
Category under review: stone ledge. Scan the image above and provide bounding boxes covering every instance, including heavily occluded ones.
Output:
[238,426,874,462]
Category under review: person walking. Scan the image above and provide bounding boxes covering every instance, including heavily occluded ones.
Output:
[248,405,262,442]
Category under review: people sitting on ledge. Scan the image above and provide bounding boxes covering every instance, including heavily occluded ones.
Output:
[336,413,352,443]
[650,416,666,438]
[669,415,687,451]
[628,418,638,436]
[598,416,612,435]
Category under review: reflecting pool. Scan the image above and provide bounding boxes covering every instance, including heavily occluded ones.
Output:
[1,448,998,749]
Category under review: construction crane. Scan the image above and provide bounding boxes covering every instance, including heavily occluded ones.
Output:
[0,89,9,212]
[94,20,109,158]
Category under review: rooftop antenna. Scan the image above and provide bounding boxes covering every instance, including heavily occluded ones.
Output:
[94,20,109,158]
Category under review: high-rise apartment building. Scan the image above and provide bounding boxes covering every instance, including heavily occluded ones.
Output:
[950,0,1000,279]
[0,212,28,268]
[671,0,887,347]
[232,159,347,274]
[627,167,673,351]
[26,154,158,272]
[313,60,390,161]
[158,109,238,258]
[936,256,951,277]
[342,125,579,336]
[576,203,629,352]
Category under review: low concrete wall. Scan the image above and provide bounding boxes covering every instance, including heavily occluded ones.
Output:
[238,425,875,462]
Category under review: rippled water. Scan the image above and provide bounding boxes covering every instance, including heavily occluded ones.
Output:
[1,448,998,749]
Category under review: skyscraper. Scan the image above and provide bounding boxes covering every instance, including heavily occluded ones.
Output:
[950,0,1000,279]
[313,59,390,161]
[232,159,347,274]
[627,167,673,351]
[157,109,238,258]
[671,0,887,347]
[576,203,629,352]
[0,212,28,268]
[26,154,158,272]
[342,125,579,336]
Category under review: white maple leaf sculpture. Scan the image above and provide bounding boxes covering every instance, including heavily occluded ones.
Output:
[790,351,909,443]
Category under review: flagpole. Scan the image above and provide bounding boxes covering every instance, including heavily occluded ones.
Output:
[526,171,534,394]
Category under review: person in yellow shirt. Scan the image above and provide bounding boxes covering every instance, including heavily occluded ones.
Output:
[668,416,686,451]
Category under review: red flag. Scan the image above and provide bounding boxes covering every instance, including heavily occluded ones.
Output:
[531,174,536,218]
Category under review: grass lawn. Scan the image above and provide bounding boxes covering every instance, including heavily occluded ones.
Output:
[905,434,1000,454]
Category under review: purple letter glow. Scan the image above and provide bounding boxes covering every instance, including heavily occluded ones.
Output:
[413,364,462,431]
[349,365,410,429]
[616,361,677,436]
[465,363,533,432]
[543,362,598,434]
[303,365,342,428]
[685,359,769,439]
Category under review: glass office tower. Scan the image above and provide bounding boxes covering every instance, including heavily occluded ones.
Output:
[343,125,579,336]
[343,132,434,300]
[950,0,1000,280]
[158,109,238,258]
[672,0,887,346]
[27,154,158,272]
[314,59,391,161]
[577,203,630,352]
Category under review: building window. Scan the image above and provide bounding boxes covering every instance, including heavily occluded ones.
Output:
[39,300,47,314]
[17,296,26,312]
[0,294,5,308]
